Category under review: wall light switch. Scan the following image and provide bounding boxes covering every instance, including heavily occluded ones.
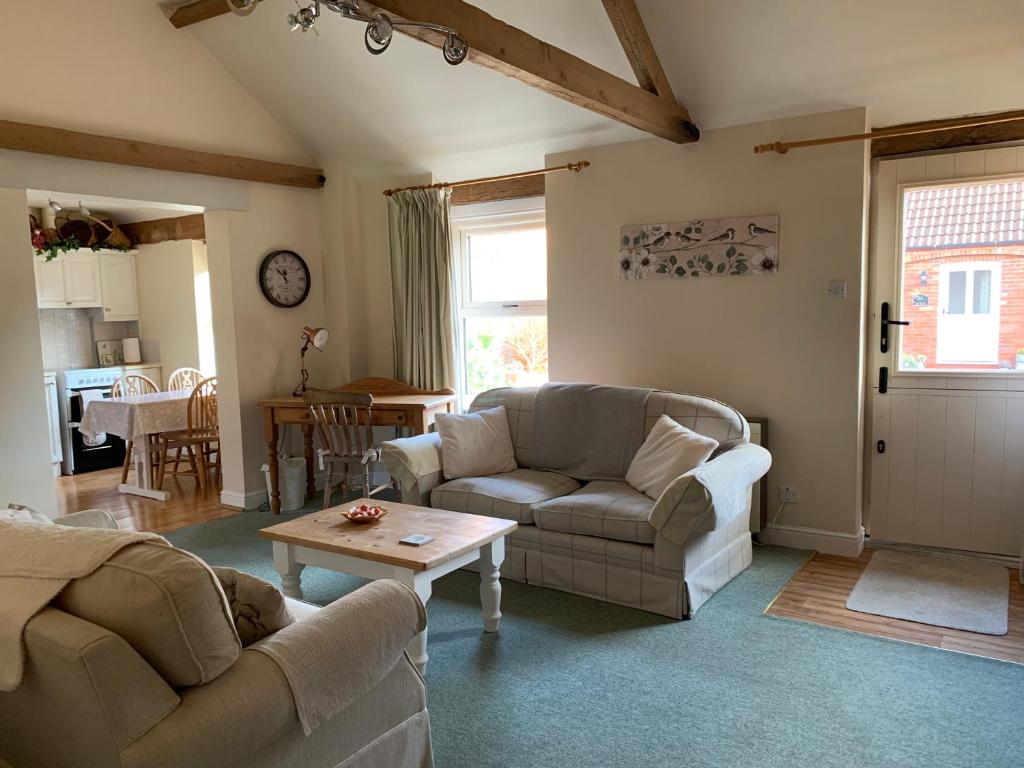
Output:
[827,279,847,299]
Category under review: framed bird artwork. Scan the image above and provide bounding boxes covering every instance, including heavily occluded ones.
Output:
[618,214,779,280]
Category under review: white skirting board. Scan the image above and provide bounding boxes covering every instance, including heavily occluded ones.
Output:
[760,523,865,557]
[221,469,391,510]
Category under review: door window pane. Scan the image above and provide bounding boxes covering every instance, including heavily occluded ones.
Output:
[973,270,992,314]
[947,271,966,314]
[467,228,546,303]
[463,316,548,400]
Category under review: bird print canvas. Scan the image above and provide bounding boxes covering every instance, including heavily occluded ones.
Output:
[619,214,779,280]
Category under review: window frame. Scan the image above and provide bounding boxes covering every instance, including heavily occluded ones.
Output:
[895,173,1023,376]
[450,197,547,408]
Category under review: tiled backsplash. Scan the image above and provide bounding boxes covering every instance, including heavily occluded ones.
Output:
[38,309,140,371]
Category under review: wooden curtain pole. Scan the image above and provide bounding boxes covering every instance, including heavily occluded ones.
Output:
[383,161,590,196]
[753,109,1024,155]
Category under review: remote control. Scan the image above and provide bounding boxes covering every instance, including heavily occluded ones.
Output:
[399,534,434,547]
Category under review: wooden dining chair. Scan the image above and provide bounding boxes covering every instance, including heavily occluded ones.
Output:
[167,367,204,392]
[156,377,220,494]
[304,391,393,508]
[111,374,160,485]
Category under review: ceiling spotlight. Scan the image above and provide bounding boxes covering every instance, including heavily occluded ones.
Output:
[227,0,260,16]
[287,3,319,33]
[442,32,468,65]
[48,199,62,213]
[78,201,91,217]
[364,14,393,55]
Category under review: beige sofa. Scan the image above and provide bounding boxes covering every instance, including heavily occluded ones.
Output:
[0,510,433,768]
[382,385,771,619]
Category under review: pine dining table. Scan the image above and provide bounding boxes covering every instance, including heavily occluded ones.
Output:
[259,378,457,514]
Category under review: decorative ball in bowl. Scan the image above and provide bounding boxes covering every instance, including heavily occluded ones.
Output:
[343,503,388,524]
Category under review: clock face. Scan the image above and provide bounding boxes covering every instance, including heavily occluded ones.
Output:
[258,250,310,308]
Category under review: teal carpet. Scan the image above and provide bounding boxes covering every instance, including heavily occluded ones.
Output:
[168,507,1024,768]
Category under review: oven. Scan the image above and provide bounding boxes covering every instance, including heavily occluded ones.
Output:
[57,369,127,475]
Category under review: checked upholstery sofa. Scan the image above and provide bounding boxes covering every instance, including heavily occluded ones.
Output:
[381,384,771,619]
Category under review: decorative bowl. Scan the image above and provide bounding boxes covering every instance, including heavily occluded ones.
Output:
[343,504,388,524]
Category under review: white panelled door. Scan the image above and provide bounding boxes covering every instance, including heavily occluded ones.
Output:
[866,148,1024,557]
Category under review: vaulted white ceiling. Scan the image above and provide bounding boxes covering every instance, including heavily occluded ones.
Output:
[163,0,1024,177]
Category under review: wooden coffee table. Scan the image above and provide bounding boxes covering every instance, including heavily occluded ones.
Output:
[260,499,517,673]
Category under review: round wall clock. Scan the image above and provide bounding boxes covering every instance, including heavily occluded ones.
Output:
[258,249,311,308]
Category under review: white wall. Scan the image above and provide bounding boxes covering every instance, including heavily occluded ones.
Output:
[136,241,201,387]
[0,0,337,511]
[0,187,58,512]
[545,108,870,555]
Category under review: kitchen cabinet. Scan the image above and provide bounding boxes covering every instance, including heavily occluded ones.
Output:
[44,373,62,476]
[98,252,139,321]
[34,250,102,309]
[34,249,139,320]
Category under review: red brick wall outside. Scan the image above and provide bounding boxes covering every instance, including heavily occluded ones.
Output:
[900,245,1024,371]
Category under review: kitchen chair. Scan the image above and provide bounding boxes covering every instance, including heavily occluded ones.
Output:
[167,367,204,392]
[304,391,393,508]
[156,377,221,494]
[164,367,206,476]
[110,373,160,485]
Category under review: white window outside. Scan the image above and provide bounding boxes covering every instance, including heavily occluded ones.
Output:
[450,198,548,408]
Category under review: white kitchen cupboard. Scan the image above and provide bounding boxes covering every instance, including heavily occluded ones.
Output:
[33,250,102,309]
[44,373,62,476]
[98,252,139,320]
[33,249,139,319]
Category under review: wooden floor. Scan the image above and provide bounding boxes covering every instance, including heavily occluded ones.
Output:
[767,549,1024,665]
[55,467,239,533]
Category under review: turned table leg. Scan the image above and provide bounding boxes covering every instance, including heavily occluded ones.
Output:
[478,538,505,633]
[396,570,433,674]
[273,542,305,599]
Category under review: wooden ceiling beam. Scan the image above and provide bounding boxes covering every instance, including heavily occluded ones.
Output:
[167,0,698,143]
[872,113,1024,158]
[169,0,231,29]
[450,173,544,206]
[121,214,207,246]
[600,0,675,101]
[0,119,325,188]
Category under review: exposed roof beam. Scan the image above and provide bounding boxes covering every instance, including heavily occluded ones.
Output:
[0,119,325,188]
[166,0,698,143]
[872,113,1024,157]
[122,214,207,245]
[450,173,544,205]
[600,0,675,101]
[169,0,231,29]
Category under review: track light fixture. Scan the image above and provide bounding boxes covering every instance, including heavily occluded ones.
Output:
[232,0,468,64]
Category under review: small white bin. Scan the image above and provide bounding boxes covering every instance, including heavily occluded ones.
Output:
[261,457,306,512]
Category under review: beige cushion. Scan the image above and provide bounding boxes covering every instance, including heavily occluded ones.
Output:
[213,567,294,647]
[532,480,657,544]
[431,469,581,524]
[54,542,241,687]
[626,414,719,500]
[435,406,517,480]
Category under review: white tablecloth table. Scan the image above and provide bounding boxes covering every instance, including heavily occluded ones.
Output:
[80,391,191,501]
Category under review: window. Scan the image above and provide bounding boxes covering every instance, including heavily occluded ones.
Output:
[451,200,547,406]
[898,178,1024,372]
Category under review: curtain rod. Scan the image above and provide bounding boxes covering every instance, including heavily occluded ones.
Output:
[382,161,590,197]
[753,108,1024,155]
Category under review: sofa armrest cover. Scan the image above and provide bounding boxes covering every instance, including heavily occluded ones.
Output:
[249,580,426,736]
[649,442,771,546]
[381,432,444,506]
[56,509,119,530]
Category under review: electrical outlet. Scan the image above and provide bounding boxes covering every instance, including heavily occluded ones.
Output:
[779,485,799,504]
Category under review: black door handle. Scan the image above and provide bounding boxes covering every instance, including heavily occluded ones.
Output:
[880,302,910,353]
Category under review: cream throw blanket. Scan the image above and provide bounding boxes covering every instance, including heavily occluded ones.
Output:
[0,519,164,691]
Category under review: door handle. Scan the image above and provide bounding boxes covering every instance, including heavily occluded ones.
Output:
[880,301,910,353]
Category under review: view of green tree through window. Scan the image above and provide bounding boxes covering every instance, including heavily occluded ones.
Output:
[452,205,547,404]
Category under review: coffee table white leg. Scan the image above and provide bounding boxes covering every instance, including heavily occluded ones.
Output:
[479,538,505,632]
[272,542,305,599]
[395,569,432,674]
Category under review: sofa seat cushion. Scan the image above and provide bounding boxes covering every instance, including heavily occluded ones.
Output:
[431,469,581,524]
[532,480,657,544]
